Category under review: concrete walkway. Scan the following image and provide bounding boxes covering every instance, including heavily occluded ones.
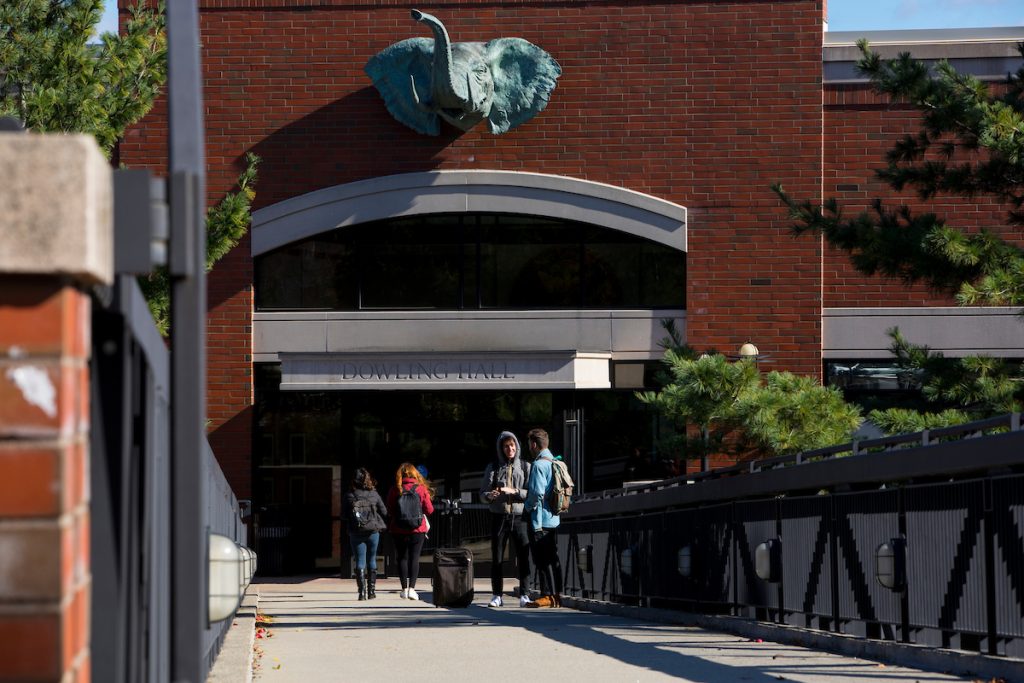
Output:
[249,577,979,682]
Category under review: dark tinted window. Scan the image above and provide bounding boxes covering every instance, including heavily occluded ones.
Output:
[255,213,685,311]
[358,219,463,309]
[479,217,581,308]
[256,236,357,310]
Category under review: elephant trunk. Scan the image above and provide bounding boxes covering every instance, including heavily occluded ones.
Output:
[411,9,462,108]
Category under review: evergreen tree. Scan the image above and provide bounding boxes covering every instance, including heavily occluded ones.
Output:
[0,1,166,156]
[637,352,862,466]
[865,328,1022,431]
[1,1,261,335]
[774,41,1024,431]
[735,371,862,456]
[637,352,759,469]
[139,153,260,335]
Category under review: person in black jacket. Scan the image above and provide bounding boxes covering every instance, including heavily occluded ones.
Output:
[342,467,388,600]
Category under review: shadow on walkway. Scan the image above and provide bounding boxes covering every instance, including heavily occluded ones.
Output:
[252,578,966,682]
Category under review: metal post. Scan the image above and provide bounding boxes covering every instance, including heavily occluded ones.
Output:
[90,300,131,683]
[700,426,710,472]
[167,2,208,681]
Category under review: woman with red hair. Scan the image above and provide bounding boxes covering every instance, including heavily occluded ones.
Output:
[386,462,435,600]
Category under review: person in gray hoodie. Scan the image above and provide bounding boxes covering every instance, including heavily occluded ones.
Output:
[480,430,532,607]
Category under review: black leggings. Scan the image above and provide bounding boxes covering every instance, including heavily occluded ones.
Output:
[393,532,426,588]
[490,514,531,596]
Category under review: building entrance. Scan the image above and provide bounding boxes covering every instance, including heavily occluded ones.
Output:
[252,364,664,575]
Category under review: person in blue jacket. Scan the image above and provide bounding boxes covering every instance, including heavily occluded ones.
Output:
[523,427,562,608]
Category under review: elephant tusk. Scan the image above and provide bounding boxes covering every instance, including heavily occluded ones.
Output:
[410,74,431,111]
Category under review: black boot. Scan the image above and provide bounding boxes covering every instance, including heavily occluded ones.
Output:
[355,568,367,601]
[367,569,377,599]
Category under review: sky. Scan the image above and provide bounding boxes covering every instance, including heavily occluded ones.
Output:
[97,0,1023,36]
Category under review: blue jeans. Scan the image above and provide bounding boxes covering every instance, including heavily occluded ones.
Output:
[349,531,380,571]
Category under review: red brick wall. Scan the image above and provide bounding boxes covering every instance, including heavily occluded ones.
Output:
[824,83,1015,308]
[0,277,91,683]
[119,0,827,494]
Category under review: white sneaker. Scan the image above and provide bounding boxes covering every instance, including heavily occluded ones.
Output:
[488,595,503,607]
[519,595,532,607]
[400,587,409,599]
[407,588,419,601]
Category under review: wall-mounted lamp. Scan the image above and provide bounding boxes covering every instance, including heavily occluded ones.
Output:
[755,538,782,583]
[238,546,257,594]
[577,544,593,574]
[677,545,692,578]
[209,533,256,624]
[620,547,634,577]
[738,342,759,359]
[733,342,773,365]
[875,537,906,591]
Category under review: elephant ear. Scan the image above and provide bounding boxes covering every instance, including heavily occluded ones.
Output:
[484,38,562,135]
[365,37,440,136]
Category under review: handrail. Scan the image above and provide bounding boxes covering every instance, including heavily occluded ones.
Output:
[574,412,1021,503]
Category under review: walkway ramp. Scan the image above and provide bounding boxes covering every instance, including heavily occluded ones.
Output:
[250,578,975,682]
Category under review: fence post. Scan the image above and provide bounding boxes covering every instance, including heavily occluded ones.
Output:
[0,132,112,682]
[166,3,209,682]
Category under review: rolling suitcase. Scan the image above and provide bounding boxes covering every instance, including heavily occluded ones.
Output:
[432,500,474,607]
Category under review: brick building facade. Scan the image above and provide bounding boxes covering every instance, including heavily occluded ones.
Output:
[118,1,1023,572]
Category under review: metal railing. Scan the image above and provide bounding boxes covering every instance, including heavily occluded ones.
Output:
[91,278,248,683]
[557,414,1024,658]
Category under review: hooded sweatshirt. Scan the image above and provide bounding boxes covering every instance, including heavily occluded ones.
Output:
[479,431,531,516]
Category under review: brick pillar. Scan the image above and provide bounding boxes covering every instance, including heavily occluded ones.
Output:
[0,135,112,683]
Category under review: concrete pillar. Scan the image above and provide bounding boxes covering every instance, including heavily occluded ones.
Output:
[0,134,112,682]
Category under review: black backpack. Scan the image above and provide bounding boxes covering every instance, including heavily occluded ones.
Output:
[396,484,424,530]
[351,496,375,529]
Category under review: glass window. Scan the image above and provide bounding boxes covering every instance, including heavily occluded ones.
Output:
[638,241,687,308]
[255,238,357,309]
[479,218,581,308]
[826,361,921,392]
[254,213,686,311]
[256,246,301,309]
[357,219,463,309]
[582,227,633,307]
[582,227,686,308]
[824,359,927,413]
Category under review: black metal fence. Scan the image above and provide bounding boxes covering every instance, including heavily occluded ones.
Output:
[557,414,1024,658]
[91,277,248,683]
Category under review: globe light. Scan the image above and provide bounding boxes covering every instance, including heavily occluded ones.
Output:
[738,342,760,360]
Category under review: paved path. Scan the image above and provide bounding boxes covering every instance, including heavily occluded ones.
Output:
[251,577,975,682]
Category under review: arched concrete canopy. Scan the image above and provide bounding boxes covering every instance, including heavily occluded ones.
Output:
[251,170,687,256]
